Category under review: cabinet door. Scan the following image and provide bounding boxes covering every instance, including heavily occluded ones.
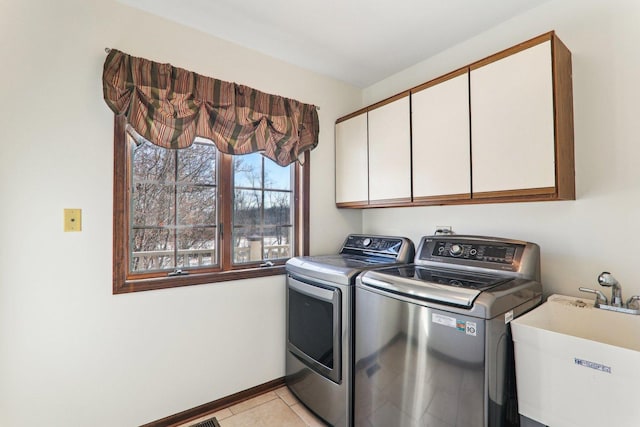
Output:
[470,40,556,196]
[367,95,411,204]
[335,112,368,206]
[412,72,471,201]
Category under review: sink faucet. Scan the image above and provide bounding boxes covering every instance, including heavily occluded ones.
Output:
[579,272,640,315]
[598,272,622,307]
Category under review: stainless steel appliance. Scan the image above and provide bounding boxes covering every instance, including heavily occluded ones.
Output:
[286,235,415,427]
[354,235,542,427]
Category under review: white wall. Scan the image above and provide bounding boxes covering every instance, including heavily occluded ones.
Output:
[362,0,640,298]
[6,0,637,425]
[0,1,361,426]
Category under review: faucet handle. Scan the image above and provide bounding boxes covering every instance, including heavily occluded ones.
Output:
[579,287,608,306]
[626,295,640,309]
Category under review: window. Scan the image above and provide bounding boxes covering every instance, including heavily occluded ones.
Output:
[113,116,309,293]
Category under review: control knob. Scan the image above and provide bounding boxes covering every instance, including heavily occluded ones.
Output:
[449,244,463,256]
[362,238,372,247]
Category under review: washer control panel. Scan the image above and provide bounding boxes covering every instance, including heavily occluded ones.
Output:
[417,237,527,272]
[414,235,540,278]
[431,240,517,264]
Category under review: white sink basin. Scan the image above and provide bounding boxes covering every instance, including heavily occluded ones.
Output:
[512,294,640,427]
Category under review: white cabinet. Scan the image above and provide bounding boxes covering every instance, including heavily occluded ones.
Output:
[335,95,411,207]
[367,95,411,204]
[335,111,368,206]
[470,40,556,197]
[334,31,574,208]
[411,71,471,201]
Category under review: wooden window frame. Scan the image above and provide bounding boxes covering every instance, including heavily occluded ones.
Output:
[112,116,310,294]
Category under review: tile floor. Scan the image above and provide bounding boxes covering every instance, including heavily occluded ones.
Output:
[181,386,327,427]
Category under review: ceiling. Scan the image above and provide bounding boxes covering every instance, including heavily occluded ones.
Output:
[117,0,551,87]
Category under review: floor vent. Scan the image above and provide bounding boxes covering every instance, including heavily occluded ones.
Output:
[191,417,221,427]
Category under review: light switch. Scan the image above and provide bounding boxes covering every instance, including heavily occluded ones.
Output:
[64,209,82,232]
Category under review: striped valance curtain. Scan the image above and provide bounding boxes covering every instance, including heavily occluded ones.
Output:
[102,49,319,166]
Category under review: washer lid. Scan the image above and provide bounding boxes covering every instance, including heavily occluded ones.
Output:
[359,265,510,308]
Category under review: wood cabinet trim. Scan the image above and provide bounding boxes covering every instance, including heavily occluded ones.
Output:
[366,197,412,208]
[367,90,411,112]
[411,67,469,94]
[469,31,555,71]
[472,187,556,199]
[552,34,576,200]
[413,193,471,204]
[336,200,369,208]
[410,192,563,207]
[336,108,367,124]
[336,91,410,123]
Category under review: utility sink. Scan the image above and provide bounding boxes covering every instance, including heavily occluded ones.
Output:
[511,295,640,427]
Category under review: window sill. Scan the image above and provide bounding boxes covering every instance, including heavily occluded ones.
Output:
[114,265,287,294]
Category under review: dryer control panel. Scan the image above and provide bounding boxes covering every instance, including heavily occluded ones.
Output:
[341,234,414,261]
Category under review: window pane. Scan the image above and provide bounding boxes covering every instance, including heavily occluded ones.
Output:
[232,228,260,264]
[233,189,263,229]
[231,153,295,265]
[176,227,217,268]
[177,186,216,226]
[265,191,291,226]
[177,141,216,185]
[264,159,291,190]
[234,153,263,188]
[132,183,175,227]
[133,141,176,183]
[130,228,174,272]
[263,226,292,260]
[232,226,292,263]
[129,133,219,274]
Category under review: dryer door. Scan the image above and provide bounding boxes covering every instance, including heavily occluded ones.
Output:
[287,275,342,383]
